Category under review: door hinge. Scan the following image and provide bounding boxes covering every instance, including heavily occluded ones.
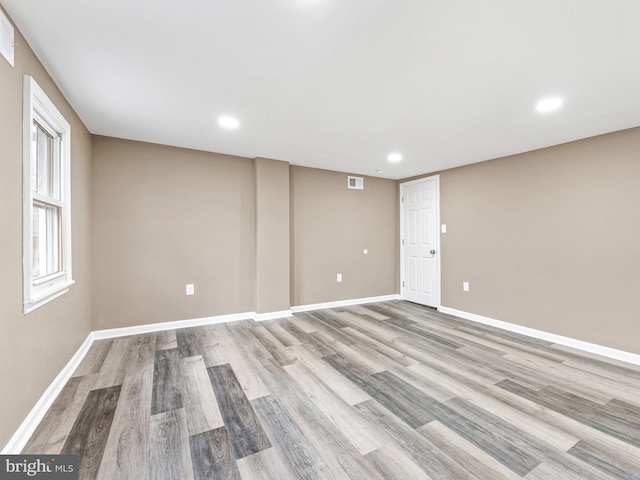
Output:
[402,281,405,287]
[401,196,404,203]
[402,239,404,245]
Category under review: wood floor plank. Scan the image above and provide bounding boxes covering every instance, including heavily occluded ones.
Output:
[23,374,97,454]
[420,421,521,480]
[341,326,419,367]
[199,324,231,365]
[97,344,155,480]
[262,322,302,347]
[155,329,178,350]
[288,345,371,406]
[289,312,322,333]
[237,448,293,480]
[393,336,507,385]
[180,355,225,436]
[386,362,457,403]
[480,380,640,461]
[253,394,334,479]
[502,351,616,404]
[92,337,133,389]
[147,408,194,480]
[323,354,434,428]
[250,325,298,366]
[218,324,272,400]
[319,338,387,374]
[257,356,381,480]
[151,348,183,415]
[497,379,640,449]
[365,442,434,480]
[72,339,114,377]
[207,364,272,459]
[405,362,579,451]
[61,385,121,480]
[280,320,336,357]
[176,327,203,358]
[189,427,241,480]
[283,361,386,455]
[524,460,616,480]
[353,400,474,480]
[568,439,640,480]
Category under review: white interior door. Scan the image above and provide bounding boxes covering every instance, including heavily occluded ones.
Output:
[400,176,440,307]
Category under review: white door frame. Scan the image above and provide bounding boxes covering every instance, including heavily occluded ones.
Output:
[399,175,441,308]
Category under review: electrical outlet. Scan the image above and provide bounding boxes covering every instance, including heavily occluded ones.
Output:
[186,284,195,295]
[441,224,447,233]
[337,273,342,282]
[463,281,469,292]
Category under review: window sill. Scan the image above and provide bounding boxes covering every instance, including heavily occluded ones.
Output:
[24,280,75,314]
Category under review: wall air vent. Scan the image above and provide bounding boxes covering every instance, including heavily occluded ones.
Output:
[348,176,364,190]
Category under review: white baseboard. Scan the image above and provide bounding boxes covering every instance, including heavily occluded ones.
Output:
[291,294,401,313]
[91,311,256,340]
[254,310,292,322]
[439,306,640,367]
[1,334,95,454]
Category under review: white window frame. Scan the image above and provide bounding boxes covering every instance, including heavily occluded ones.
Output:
[23,76,73,313]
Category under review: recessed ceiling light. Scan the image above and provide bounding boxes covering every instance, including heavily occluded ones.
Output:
[536,97,563,113]
[375,169,384,174]
[388,152,403,163]
[218,115,240,129]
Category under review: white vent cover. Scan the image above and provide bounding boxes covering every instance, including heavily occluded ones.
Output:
[348,176,364,190]
[0,8,14,67]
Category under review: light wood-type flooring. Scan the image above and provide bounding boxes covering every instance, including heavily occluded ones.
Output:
[23,301,640,479]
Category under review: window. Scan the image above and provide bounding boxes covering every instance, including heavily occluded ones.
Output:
[23,76,73,313]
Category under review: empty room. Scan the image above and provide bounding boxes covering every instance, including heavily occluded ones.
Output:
[1,1,639,479]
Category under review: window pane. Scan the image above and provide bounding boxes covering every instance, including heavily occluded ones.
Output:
[47,205,61,274]
[34,121,54,197]
[32,202,61,279]
[32,203,46,278]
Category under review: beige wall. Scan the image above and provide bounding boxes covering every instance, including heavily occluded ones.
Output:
[0,9,93,448]
[255,158,290,313]
[291,166,399,306]
[438,127,640,354]
[91,136,256,329]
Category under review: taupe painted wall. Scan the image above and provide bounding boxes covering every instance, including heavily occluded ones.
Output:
[255,158,290,313]
[91,136,256,329]
[439,127,640,354]
[291,166,399,306]
[0,9,93,448]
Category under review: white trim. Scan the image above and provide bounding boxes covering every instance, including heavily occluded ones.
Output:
[399,175,441,308]
[254,310,292,322]
[1,334,94,454]
[23,76,73,313]
[439,306,640,367]
[91,311,256,340]
[291,294,400,313]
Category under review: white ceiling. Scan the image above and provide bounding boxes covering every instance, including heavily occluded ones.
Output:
[4,0,640,179]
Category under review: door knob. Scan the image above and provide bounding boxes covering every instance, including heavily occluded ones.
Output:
[430,249,436,255]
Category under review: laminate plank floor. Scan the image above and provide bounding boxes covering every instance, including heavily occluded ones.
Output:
[23,301,640,479]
